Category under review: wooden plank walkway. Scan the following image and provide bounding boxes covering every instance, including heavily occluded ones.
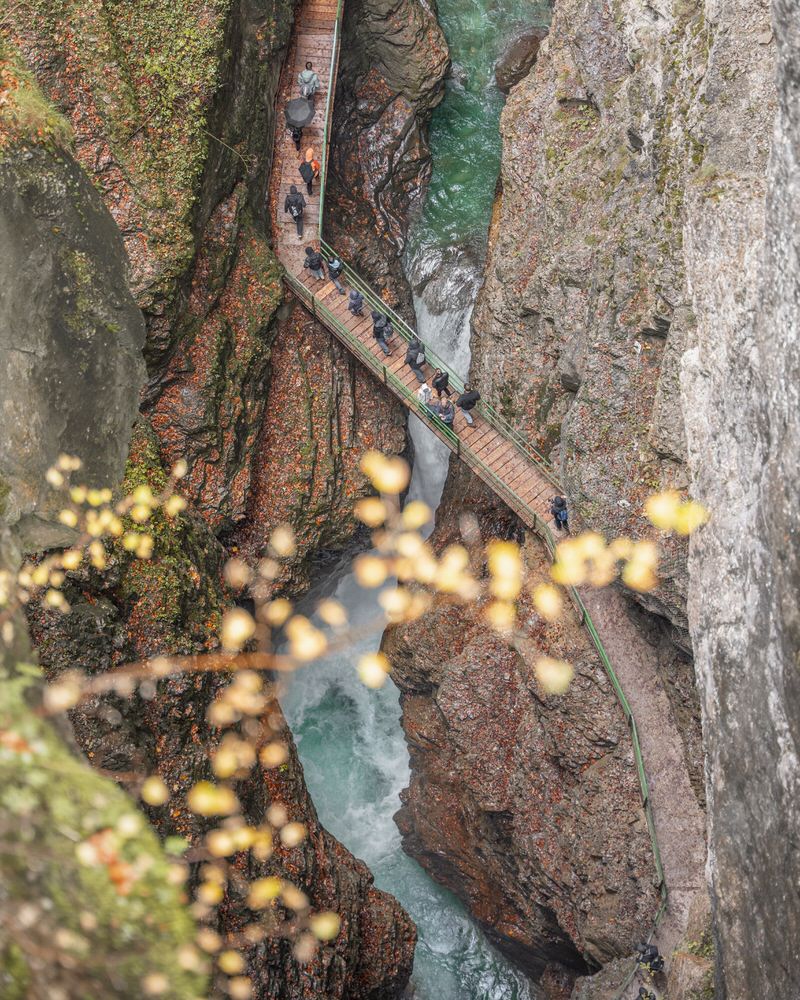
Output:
[270,0,558,533]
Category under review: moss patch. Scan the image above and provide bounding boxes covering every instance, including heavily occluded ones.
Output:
[115,422,226,655]
[0,665,205,998]
[0,38,72,154]
[4,0,228,292]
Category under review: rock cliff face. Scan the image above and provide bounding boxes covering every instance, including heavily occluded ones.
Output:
[26,430,416,1000]
[680,0,798,995]
[324,0,449,315]
[0,123,145,551]
[384,466,659,987]
[469,0,771,644]
[0,58,201,997]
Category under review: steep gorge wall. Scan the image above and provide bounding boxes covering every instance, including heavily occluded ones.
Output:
[680,0,799,994]
[384,467,660,991]
[390,0,779,991]
[324,0,449,316]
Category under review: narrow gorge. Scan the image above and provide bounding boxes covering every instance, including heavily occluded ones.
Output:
[0,0,797,998]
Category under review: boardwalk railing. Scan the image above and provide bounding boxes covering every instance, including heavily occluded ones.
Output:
[279,0,668,981]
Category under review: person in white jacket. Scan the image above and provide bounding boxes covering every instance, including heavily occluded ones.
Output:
[298,62,321,101]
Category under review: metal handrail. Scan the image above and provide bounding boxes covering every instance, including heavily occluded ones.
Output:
[283,0,669,975]
[317,0,343,228]
[319,237,561,488]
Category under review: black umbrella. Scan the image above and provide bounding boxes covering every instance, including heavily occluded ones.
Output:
[284,98,315,129]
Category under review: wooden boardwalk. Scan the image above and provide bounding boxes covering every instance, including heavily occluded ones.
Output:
[269,0,559,532]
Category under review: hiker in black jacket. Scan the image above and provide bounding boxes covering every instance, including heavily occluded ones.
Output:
[304,246,325,281]
[405,336,426,383]
[284,185,306,238]
[550,495,569,534]
[432,368,451,399]
[456,385,480,426]
[288,124,303,152]
[371,310,392,356]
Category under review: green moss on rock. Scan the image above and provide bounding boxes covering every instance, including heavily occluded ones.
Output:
[0,664,205,999]
[115,422,226,653]
[0,38,72,155]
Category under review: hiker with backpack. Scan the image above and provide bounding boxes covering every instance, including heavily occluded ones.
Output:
[298,147,320,195]
[551,495,569,533]
[284,184,306,238]
[371,311,392,356]
[636,944,664,975]
[405,336,426,383]
[303,246,325,281]
[298,61,321,101]
[326,253,346,294]
[348,289,365,317]
[298,158,316,196]
[432,368,451,399]
[456,384,480,426]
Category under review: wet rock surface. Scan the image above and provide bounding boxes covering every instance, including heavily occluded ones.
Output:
[465,0,779,640]
[324,0,449,315]
[0,142,145,550]
[384,465,659,985]
[495,28,547,93]
[234,299,407,591]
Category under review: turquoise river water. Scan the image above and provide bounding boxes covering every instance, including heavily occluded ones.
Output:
[281,1,551,997]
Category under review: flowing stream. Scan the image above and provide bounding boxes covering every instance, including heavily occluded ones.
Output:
[281,1,551,996]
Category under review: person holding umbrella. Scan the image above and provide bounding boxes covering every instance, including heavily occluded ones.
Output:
[284,97,315,157]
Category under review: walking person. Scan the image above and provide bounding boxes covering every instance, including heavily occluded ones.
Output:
[550,495,569,533]
[299,157,315,196]
[432,368,451,399]
[288,124,303,152]
[348,289,365,317]
[405,335,426,383]
[303,245,325,281]
[455,384,480,426]
[284,184,306,238]
[326,252,346,294]
[372,311,392,356]
[298,61,321,102]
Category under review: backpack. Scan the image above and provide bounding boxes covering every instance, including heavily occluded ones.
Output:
[328,258,342,276]
[289,202,302,218]
[300,81,315,99]
[416,350,425,366]
[299,161,314,182]
[556,508,568,523]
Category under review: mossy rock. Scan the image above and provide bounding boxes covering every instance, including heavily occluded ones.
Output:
[0,661,206,999]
